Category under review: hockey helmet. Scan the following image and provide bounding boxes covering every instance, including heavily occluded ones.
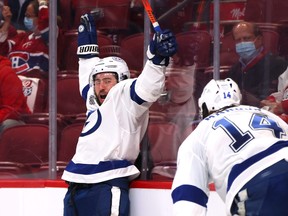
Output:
[198,78,242,118]
[89,56,130,86]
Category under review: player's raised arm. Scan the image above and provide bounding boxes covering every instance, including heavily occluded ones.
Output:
[76,13,100,99]
[134,29,178,103]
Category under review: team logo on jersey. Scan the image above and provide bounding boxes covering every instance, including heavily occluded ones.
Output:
[22,80,33,97]
[22,41,33,49]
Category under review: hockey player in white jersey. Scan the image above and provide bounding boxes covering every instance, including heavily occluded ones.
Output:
[171,78,288,216]
[61,13,177,216]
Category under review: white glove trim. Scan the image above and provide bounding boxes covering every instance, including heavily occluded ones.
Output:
[77,44,99,55]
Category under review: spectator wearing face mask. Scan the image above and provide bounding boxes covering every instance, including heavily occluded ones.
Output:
[4,0,33,31]
[228,21,288,107]
[0,0,51,76]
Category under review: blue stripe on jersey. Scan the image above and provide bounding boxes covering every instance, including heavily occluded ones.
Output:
[171,184,208,207]
[227,140,288,192]
[82,84,90,101]
[65,159,133,175]
[80,109,101,137]
[130,80,146,105]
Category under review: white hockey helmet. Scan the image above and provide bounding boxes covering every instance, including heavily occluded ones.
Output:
[89,56,130,86]
[198,78,242,118]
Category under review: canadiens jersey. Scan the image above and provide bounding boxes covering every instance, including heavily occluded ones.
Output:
[62,57,166,183]
[171,105,288,216]
[0,4,49,74]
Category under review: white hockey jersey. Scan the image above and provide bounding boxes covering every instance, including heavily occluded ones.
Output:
[171,105,288,216]
[62,57,166,184]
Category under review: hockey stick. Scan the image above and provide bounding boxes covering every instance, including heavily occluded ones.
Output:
[141,0,162,33]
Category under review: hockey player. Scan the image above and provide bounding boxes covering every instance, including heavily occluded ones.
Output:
[171,78,288,216]
[61,13,177,216]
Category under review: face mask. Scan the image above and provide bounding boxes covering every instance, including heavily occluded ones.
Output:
[235,41,257,60]
[24,17,34,31]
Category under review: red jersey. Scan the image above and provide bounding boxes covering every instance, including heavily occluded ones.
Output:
[0,56,31,123]
[0,4,49,75]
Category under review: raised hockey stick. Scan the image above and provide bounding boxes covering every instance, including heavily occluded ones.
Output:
[141,0,162,33]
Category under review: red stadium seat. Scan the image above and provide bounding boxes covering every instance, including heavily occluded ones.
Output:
[54,123,84,177]
[60,30,113,70]
[100,45,121,58]
[147,121,181,180]
[0,124,50,178]
[0,124,49,165]
[204,65,231,81]
[220,31,239,66]
[245,0,288,24]
[155,0,194,33]
[261,28,280,55]
[120,33,144,71]
[58,123,83,162]
[56,74,86,120]
[175,31,212,68]
[59,0,73,30]
[72,0,131,31]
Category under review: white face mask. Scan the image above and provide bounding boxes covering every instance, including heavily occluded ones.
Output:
[235,41,257,60]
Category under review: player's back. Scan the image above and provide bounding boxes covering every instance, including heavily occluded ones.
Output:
[192,105,288,199]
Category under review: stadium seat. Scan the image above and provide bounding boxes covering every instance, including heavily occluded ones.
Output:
[72,0,131,31]
[59,0,73,30]
[147,121,181,180]
[261,28,280,55]
[55,123,84,177]
[100,45,121,58]
[203,65,231,81]
[56,74,86,121]
[18,75,48,113]
[155,0,194,33]
[17,68,47,79]
[245,0,288,24]
[60,30,113,71]
[0,124,51,178]
[120,33,144,71]
[220,31,239,66]
[58,123,83,162]
[0,124,49,164]
[175,31,212,68]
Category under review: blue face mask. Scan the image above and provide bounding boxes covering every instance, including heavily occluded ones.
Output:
[235,41,257,60]
[24,17,34,31]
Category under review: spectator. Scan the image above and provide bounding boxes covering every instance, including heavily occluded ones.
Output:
[260,70,288,122]
[0,55,31,134]
[5,0,33,31]
[5,0,61,31]
[0,0,51,76]
[61,14,177,216]
[171,78,288,216]
[228,21,288,107]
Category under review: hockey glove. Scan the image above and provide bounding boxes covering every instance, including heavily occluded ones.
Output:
[147,29,177,66]
[77,13,99,59]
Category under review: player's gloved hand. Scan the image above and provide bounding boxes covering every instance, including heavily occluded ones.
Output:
[147,29,177,66]
[77,13,99,59]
